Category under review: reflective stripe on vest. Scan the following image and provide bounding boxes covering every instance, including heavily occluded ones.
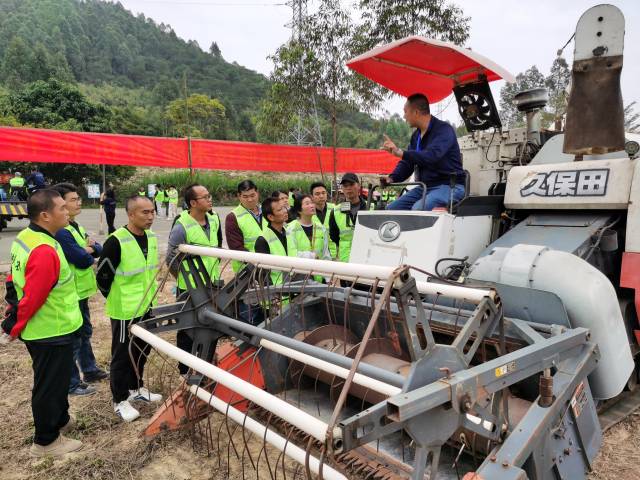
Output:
[314,202,336,259]
[65,223,98,300]
[332,208,355,263]
[105,227,159,320]
[231,205,267,273]
[259,227,294,286]
[9,177,25,187]
[11,228,82,341]
[176,210,221,289]
[286,218,329,260]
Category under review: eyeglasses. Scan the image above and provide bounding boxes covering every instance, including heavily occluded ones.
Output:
[194,194,212,200]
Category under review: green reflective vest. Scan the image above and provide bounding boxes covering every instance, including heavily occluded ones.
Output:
[155,190,165,202]
[176,210,221,289]
[332,204,358,263]
[167,189,179,204]
[11,228,82,341]
[65,223,98,300]
[288,192,295,207]
[138,190,146,197]
[231,205,267,273]
[259,226,294,287]
[286,218,329,260]
[314,202,336,259]
[105,227,159,320]
[9,176,25,188]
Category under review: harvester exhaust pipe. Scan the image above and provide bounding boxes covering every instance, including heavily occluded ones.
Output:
[513,87,548,146]
[563,4,626,156]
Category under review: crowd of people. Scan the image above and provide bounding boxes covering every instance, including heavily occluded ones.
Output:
[0,91,466,459]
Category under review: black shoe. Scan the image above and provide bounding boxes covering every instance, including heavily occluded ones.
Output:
[83,370,109,383]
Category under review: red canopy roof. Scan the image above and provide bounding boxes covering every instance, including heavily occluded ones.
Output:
[347,36,515,103]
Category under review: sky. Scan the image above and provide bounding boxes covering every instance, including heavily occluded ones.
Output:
[117,0,639,124]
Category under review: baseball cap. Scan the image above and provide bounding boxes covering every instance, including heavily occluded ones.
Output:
[340,173,359,185]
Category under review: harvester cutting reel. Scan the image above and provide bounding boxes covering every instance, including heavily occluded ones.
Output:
[134,246,601,480]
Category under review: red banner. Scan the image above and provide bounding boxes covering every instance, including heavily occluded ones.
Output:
[0,126,396,174]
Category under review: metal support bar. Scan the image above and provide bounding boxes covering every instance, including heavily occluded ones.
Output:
[473,342,599,479]
[201,309,406,388]
[386,328,590,422]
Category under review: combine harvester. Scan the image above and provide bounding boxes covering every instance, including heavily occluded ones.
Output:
[133,4,640,479]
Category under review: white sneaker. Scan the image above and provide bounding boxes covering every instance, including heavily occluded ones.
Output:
[114,400,140,422]
[128,387,162,403]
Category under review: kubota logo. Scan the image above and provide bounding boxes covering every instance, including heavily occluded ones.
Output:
[378,221,401,242]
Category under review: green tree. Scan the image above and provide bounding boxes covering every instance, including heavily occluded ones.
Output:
[499,65,546,128]
[1,36,36,89]
[10,78,113,132]
[545,56,570,130]
[165,93,227,139]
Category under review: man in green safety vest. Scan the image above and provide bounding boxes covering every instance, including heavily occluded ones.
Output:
[166,183,222,373]
[166,185,179,220]
[97,195,162,422]
[328,173,367,263]
[1,189,84,457]
[225,180,267,324]
[310,181,337,259]
[52,183,108,398]
[154,185,165,218]
[255,195,294,314]
[9,171,27,200]
[138,186,146,197]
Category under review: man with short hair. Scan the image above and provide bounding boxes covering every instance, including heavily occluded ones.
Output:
[166,183,222,373]
[329,173,367,263]
[138,186,146,197]
[225,180,267,273]
[97,195,162,422]
[310,181,336,259]
[166,185,179,220]
[225,180,267,323]
[52,183,108,397]
[381,93,465,210]
[2,189,84,457]
[255,196,294,312]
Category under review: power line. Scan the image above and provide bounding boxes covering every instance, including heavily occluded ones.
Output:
[124,0,287,6]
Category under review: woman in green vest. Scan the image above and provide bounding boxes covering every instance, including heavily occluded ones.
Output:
[166,185,179,219]
[287,194,330,260]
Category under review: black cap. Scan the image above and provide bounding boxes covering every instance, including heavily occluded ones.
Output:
[340,173,360,185]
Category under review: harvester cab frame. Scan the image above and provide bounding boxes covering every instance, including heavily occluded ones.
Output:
[132,4,639,480]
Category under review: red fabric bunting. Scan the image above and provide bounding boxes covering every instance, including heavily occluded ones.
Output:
[0,126,397,174]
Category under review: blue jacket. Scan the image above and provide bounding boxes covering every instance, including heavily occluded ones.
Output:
[389,116,464,188]
[55,222,103,269]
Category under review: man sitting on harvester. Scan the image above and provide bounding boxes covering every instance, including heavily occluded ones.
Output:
[381,93,466,210]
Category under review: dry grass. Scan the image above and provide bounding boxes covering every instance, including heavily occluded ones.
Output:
[1,272,640,479]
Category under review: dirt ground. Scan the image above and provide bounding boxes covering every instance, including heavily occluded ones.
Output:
[0,271,639,480]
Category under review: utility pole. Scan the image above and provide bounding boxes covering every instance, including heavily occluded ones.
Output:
[285,0,324,162]
[183,71,193,178]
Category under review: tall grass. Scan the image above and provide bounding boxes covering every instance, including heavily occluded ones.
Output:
[120,170,326,205]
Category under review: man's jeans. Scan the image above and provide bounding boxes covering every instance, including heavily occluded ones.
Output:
[69,298,101,391]
[387,184,465,211]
